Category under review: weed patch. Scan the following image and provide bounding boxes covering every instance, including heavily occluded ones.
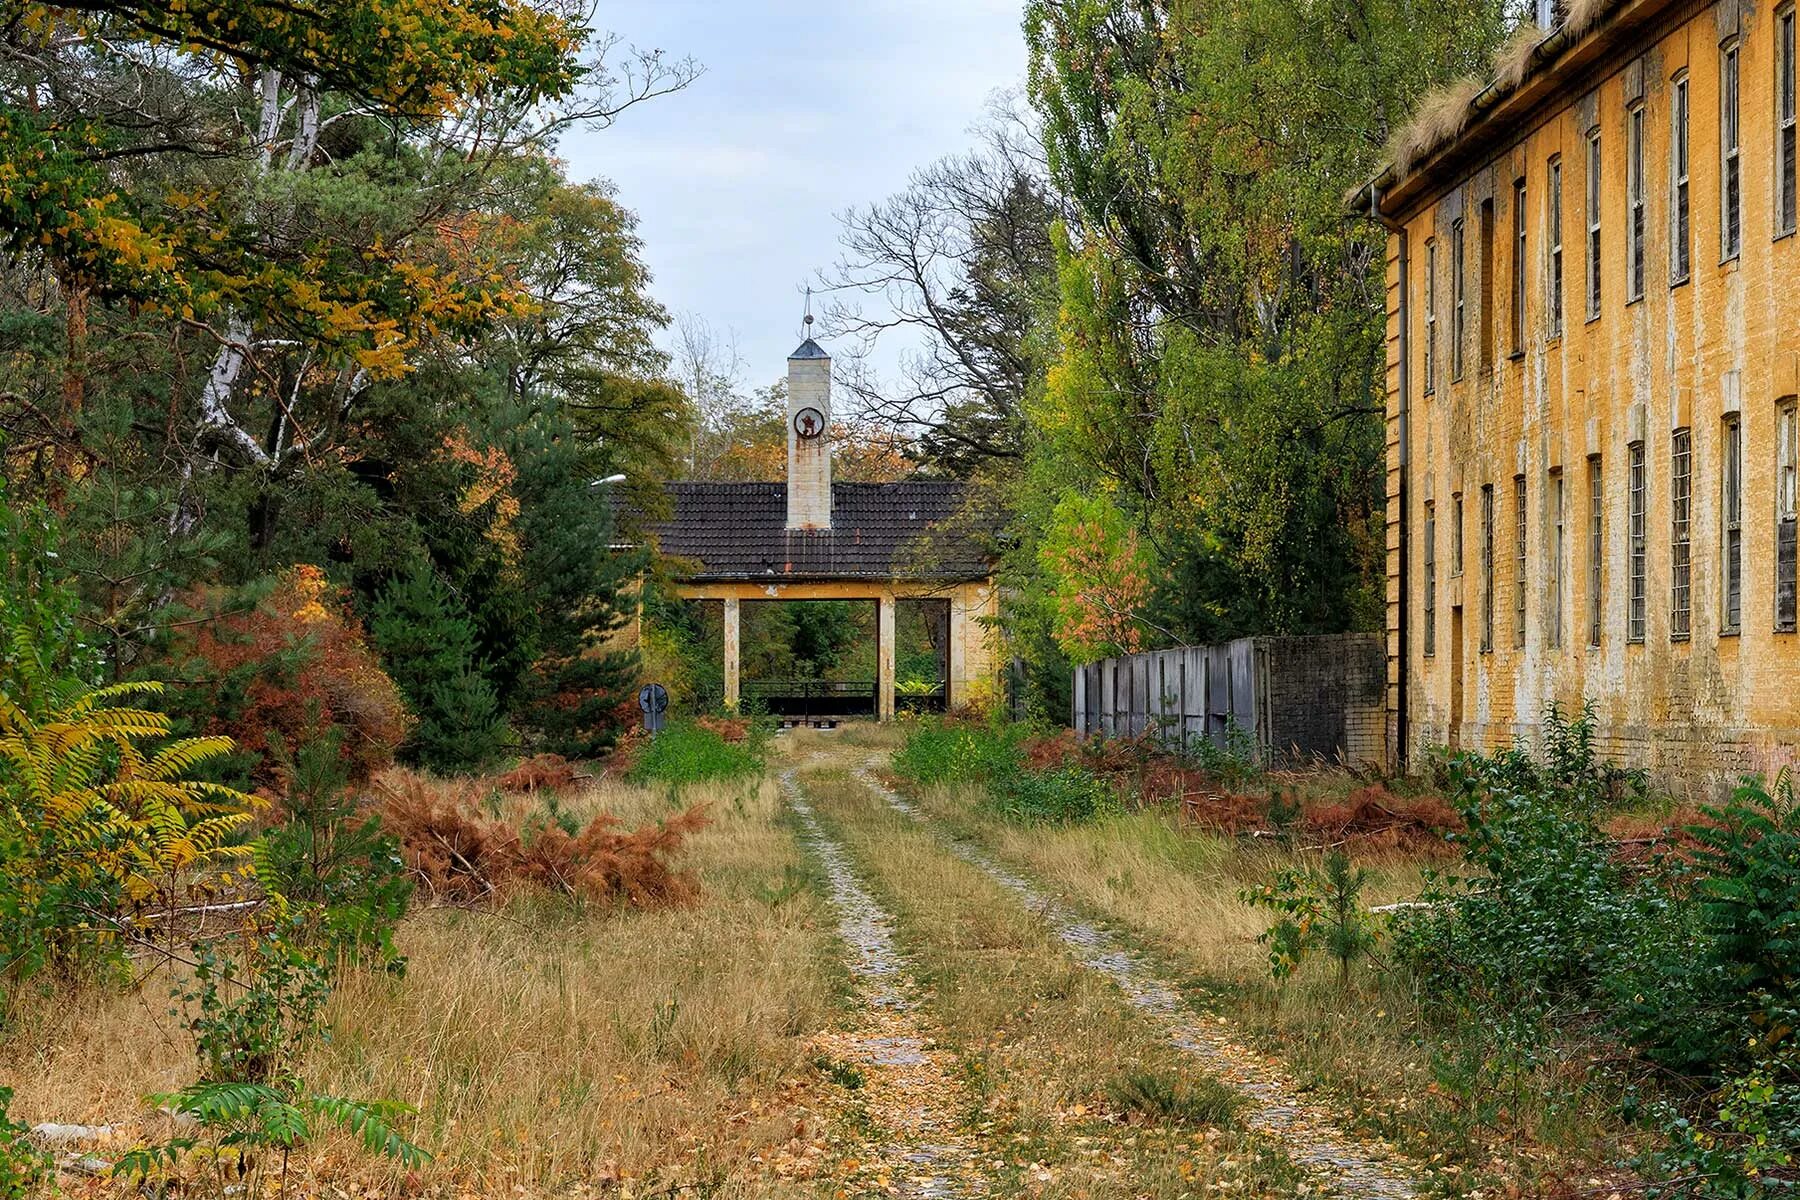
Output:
[626,720,764,786]
[1106,1068,1241,1129]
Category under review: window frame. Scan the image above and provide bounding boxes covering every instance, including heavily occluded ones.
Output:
[1548,155,1565,335]
[1672,72,1692,284]
[1627,100,1647,302]
[1453,492,1465,576]
[1452,217,1467,381]
[1424,237,1437,395]
[1724,414,1744,634]
[1424,500,1438,657]
[1512,177,1528,354]
[1780,6,1798,240]
[1671,427,1693,640]
[1588,455,1605,647]
[1723,39,1743,262]
[1779,399,1798,632]
[1628,440,1647,644]
[1513,474,1529,647]
[1481,483,1496,654]
[1586,127,1603,319]
[1550,470,1565,650]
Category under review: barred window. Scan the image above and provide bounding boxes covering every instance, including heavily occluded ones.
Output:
[1628,441,1647,643]
[1587,128,1603,318]
[1453,493,1465,575]
[1452,218,1466,380]
[1512,178,1528,353]
[1724,416,1744,633]
[1514,474,1528,647]
[1550,472,1565,650]
[1779,401,1798,632]
[1424,501,1438,657]
[1627,102,1646,301]
[1671,428,1692,639]
[1424,239,1437,395]
[1780,8,1797,238]
[1481,484,1496,653]
[1723,40,1743,260]
[1672,74,1691,283]
[1588,456,1605,646]
[1548,156,1565,334]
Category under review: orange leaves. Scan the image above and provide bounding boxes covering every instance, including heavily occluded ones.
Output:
[440,431,522,566]
[1039,493,1152,663]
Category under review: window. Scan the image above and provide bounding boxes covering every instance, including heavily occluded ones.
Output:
[1723,40,1743,260]
[1781,8,1797,238]
[1512,178,1528,353]
[1779,401,1798,631]
[1424,239,1437,395]
[1588,456,1605,646]
[1479,198,1495,370]
[1672,73,1692,283]
[1452,218,1466,380]
[1481,484,1495,653]
[1514,475,1528,647]
[1671,428,1693,639]
[1548,156,1565,334]
[1587,128,1603,318]
[1628,441,1647,643]
[1724,415,1744,632]
[1550,471,1565,649]
[1627,102,1646,301]
[1424,501,1438,656]
[1453,492,1465,575]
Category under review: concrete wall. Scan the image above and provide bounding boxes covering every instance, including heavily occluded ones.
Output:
[1073,634,1389,769]
[1385,0,1800,795]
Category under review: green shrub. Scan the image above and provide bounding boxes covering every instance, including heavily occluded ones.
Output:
[891,721,1029,787]
[1242,850,1379,989]
[0,1087,48,1199]
[988,764,1117,825]
[627,721,763,786]
[255,736,412,969]
[369,558,509,774]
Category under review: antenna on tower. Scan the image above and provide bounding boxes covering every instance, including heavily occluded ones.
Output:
[801,286,814,337]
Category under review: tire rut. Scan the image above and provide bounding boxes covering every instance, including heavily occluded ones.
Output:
[852,762,1420,1200]
[781,768,986,1198]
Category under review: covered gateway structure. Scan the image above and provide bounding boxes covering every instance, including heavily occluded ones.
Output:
[644,333,1000,719]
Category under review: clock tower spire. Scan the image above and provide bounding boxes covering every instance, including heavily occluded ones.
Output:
[786,300,832,531]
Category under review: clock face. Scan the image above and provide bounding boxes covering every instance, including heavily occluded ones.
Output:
[793,407,826,440]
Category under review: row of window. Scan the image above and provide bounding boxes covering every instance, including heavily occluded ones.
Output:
[1420,8,1799,394]
[1421,402,1800,655]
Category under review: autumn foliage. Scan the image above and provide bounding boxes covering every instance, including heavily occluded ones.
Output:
[167,565,410,790]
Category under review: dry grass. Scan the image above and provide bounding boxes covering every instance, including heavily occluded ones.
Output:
[1,772,838,1197]
[794,762,1309,1198]
[894,768,1641,1192]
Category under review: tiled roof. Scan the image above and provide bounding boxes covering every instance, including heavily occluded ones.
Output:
[642,481,994,583]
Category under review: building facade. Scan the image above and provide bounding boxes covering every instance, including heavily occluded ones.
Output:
[1364,0,1800,789]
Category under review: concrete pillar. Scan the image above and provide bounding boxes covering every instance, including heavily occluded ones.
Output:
[723,595,741,712]
[947,592,967,711]
[877,593,896,721]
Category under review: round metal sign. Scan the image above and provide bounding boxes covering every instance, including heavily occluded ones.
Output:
[638,683,669,714]
[793,406,825,440]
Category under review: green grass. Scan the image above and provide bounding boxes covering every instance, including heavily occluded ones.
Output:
[626,721,764,786]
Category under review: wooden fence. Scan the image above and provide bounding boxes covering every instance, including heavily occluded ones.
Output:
[1071,634,1387,768]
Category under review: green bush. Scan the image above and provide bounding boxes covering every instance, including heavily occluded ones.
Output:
[0,1087,49,1199]
[1105,1068,1240,1128]
[627,721,763,786]
[255,736,412,969]
[989,763,1117,825]
[891,721,1029,787]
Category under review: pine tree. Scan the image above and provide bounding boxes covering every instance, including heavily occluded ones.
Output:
[368,559,508,773]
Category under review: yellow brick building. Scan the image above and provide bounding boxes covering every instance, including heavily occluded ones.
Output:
[1362,0,1800,789]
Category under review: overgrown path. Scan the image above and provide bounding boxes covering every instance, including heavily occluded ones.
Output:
[780,767,988,1197]
[850,760,1421,1200]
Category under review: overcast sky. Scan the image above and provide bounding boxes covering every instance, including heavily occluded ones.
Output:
[558,0,1028,392]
